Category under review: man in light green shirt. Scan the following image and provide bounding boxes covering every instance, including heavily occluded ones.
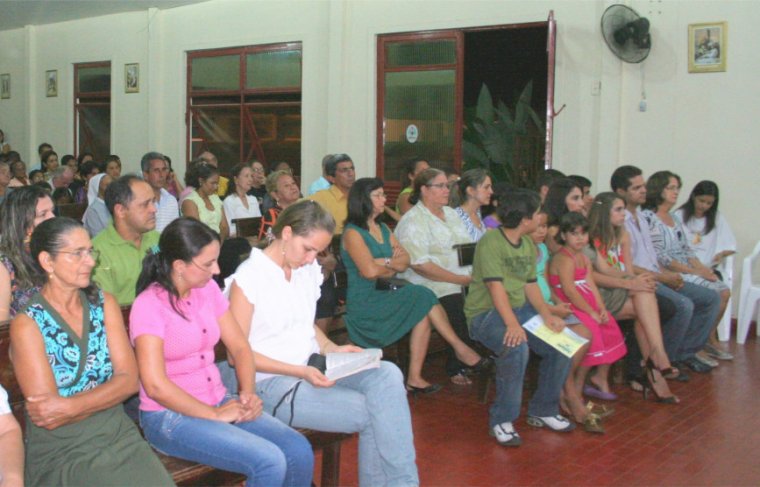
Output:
[92,175,159,306]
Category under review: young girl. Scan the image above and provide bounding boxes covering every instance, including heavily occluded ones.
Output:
[529,210,573,319]
[548,212,627,433]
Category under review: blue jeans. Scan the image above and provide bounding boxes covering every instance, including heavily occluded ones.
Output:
[469,303,572,428]
[655,281,720,361]
[139,396,313,487]
[220,361,419,487]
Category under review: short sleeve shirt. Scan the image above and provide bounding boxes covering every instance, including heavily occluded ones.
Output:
[129,280,229,411]
[464,230,537,323]
[309,185,347,235]
[0,385,10,415]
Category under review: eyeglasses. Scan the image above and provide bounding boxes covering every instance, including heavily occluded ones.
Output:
[425,183,448,189]
[58,248,100,262]
[251,167,265,173]
[665,185,680,191]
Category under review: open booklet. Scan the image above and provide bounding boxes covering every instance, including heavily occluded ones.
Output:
[324,349,383,381]
[521,314,588,358]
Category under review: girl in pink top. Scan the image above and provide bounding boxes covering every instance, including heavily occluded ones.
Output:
[130,217,313,487]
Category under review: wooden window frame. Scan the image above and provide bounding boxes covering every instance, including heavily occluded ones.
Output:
[73,61,111,159]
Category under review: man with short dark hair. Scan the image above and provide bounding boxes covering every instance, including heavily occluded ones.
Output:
[612,165,719,374]
[535,168,566,202]
[309,153,355,235]
[92,175,159,306]
[141,152,178,232]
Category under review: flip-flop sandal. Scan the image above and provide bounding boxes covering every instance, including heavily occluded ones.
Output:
[449,372,472,386]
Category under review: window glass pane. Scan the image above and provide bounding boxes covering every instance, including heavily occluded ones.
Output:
[383,70,455,181]
[243,104,301,176]
[246,50,301,89]
[191,55,240,91]
[189,106,241,174]
[386,40,456,67]
[77,105,111,161]
[77,66,111,93]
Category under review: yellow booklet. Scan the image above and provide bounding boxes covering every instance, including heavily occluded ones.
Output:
[521,314,588,358]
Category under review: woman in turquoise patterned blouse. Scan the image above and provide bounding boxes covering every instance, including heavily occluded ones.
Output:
[10,217,172,486]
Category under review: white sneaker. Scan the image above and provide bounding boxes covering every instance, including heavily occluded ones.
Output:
[490,422,522,447]
[526,414,576,432]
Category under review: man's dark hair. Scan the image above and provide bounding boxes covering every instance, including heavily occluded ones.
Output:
[324,153,352,177]
[535,168,566,191]
[105,174,142,216]
[498,189,541,229]
[38,142,52,156]
[568,174,591,189]
[610,165,643,192]
[141,151,166,173]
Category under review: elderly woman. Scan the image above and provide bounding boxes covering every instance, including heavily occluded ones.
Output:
[182,161,230,241]
[82,174,112,237]
[453,168,493,242]
[0,186,56,320]
[260,169,302,239]
[10,217,173,486]
[132,218,312,486]
[395,168,492,385]
[642,171,728,369]
[223,163,262,237]
[544,178,585,254]
[342,178,486,391]
[222,200,419,486]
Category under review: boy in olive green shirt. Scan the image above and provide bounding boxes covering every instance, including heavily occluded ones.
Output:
[465,189,574,446]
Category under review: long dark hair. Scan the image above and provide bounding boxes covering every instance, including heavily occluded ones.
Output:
[556,211,589,246]
[224,163,250,199]
[643,171,681,211]
[136,217,220,319]
[345,177,384,231]
[451,168,490,208]
[544,177,582,226]
[0,186,53,288]
[30,217,99,304]
[678,180,719,234]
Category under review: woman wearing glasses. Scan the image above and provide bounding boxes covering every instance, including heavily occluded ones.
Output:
[10,217,173,486]
[395,168,491,387]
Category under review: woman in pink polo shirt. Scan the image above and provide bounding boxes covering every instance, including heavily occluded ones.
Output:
[130,217,313,487]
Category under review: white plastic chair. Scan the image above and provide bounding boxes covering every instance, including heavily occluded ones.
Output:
[717,255,734,342]
[737,241,760,344]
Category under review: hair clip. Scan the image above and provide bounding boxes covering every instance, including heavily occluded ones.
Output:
[150,244,160,255]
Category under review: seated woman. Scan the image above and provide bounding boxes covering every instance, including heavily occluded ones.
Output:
[342,178,486,390]
[223,163,262,238]
[396,157,429,215]
[0,186,56,320]
[482,182,514,229]
[10,217,173,486]
[452,168,493,242]
[40,150,59,182]
[182,161,230,241]
[131,217,312,487]
[8,160,29,188]
[675,180,735,360]
[104,155,122,180]
[260,169,302,239]
[395,169,491,385]
[83,174,113,237]
[643,171,728,369]
[0,384,23,487]
[544,178,585,253]
[587,193,679,401]
[222,200,419,486]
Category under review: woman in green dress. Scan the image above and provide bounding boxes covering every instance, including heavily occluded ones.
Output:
[341,178,486,394]
[10,217,173,486]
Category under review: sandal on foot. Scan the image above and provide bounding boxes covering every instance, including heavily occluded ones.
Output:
[449,371,472,386]
[586,401,614,419]
[463,356,493,375]
[583,384,618,401]
[581,413,605,434]
[406,383,442,396]
[490,422,522,447]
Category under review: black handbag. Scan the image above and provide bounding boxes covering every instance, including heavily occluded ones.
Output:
[375,277,410,291]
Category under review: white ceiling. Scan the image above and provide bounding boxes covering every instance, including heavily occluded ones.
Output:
[0,0,208,31]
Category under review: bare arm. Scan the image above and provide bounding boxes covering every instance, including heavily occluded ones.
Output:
[0,412,23,487]
[411,261,471,286]
[181,198,200,220]
[397,193,413,215]
[525,282,566,332]
[0,264,11,322]
[344,228,397,279]
[11,293,139,430]
[551,253,598,317]
[218,207,230,241]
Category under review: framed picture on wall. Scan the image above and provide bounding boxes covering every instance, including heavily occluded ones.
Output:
[46,70,58,97]
[688,22,727,73]
[0,74,9,99]
[125,63,139,93]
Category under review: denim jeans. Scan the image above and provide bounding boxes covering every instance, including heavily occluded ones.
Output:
[469,303,572,427]
[220,361,418,487]
[139,396,313,487]
[655,281,720,361]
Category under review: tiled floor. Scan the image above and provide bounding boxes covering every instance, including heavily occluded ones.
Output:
[315,334,760,486]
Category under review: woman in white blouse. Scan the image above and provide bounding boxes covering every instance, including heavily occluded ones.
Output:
[452,168,493,243]
[223,164,262,237]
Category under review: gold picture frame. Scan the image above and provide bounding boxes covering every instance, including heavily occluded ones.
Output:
[125,63,139,93]
[46,70,58,97]
[0,74,9,99]
[688,22,727,73]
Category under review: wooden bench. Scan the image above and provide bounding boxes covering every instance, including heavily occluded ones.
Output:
[0,320,351,486]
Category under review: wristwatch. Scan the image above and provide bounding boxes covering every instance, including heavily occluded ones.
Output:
[384,257,391,268]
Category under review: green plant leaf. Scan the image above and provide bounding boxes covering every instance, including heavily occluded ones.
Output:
[475,83,495,123]
[514,80,534,132]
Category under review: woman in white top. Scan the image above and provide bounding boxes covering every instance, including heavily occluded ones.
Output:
[0,384,24,487]
[452,168,493,242]
[221,200,419,487]
[223,164,262,237]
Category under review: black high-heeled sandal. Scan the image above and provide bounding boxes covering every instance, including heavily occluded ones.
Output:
[643,362,679,404]
[646,358,679,380]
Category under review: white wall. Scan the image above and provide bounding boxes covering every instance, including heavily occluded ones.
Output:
[0,0,758,316]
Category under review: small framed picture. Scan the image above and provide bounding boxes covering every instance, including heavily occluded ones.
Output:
[125,63,139,93]
[688,22,727,73]
[46,70,58,97]
[0,74,9,99]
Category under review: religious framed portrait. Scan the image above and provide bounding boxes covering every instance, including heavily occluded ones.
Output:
[688,22,727,73]
[46,70,58,97]
[125,63,139,93]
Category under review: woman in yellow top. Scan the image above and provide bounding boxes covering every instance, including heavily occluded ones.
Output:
[182,162,230,241]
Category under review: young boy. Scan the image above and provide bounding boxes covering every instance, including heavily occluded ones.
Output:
[465,189,575,446]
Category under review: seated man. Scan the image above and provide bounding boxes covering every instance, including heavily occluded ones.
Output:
[612,165,720,374]
[92,175,159,307]
[141,151,178,233]
[0,385,23,487]
[465,189,575,447]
